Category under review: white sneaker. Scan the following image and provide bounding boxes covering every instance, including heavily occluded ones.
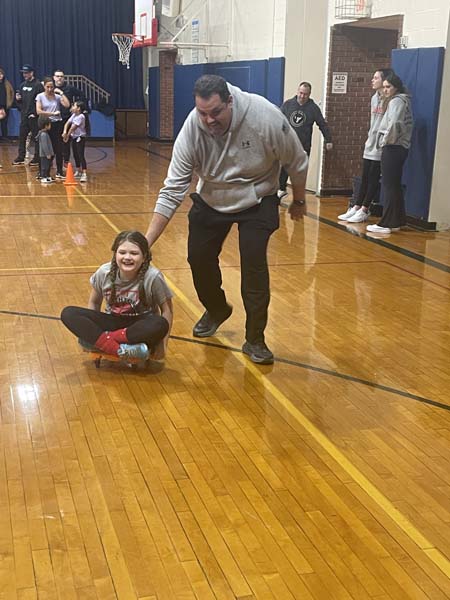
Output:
[277,189,288,199]
[366,224,391,234]
[338,205,358,220]
[74,170,82,178]
[80,173,88,182]
[347,207,369,223]
[40,177,54,184]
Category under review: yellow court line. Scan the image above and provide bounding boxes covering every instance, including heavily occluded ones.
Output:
[0,266,99,273]
[74,186,450,580]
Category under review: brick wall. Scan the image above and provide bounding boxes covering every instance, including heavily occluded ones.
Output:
[321,25,398,194]
[159,50,177,140]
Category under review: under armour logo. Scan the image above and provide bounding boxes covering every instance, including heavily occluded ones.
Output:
[241,140,251,148]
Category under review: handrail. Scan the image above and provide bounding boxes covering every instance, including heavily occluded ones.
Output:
[65,75,111,105]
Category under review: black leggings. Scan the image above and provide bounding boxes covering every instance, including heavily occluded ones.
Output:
[61,306,169,349]
[357,158,381,208]
[72,137,87,170]
[49,120,64,173]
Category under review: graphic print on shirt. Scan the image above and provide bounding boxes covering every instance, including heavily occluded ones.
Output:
[104,287,141,315]
[289,110,306,128]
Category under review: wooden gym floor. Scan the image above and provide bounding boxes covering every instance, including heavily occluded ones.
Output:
[0,139,450,599]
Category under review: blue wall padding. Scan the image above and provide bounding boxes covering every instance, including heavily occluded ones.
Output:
[213,60,267,96]
[173,64,208,137]
[1,109,114,139]
[89,112,115,138]
[149,57,285,138]
[392,47,444,220]
[266,58,285,106]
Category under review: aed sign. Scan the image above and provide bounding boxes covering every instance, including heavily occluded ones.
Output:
[332,72,348,94]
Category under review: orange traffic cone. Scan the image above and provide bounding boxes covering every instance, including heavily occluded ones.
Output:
[64,162,77,186]
[65,184,75,208]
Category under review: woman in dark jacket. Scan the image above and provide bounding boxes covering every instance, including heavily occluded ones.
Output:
[0,68,15,140]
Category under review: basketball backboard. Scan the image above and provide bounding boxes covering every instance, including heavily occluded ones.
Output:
[133,0,158,47]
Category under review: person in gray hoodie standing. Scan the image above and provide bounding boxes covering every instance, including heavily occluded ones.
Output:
[367,72,413,234]
[338,68,393,222]
[145,75,308,364]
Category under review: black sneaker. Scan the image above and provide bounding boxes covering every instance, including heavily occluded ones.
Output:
[242,341,274,365]
[12,159,25,165]
[55,171,66,179]
[193,304,232,337]
[29,158,40,167]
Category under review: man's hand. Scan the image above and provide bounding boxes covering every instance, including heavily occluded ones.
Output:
[145,212,170,247]
[288,199,307,221]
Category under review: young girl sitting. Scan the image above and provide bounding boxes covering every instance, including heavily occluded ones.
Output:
[62,100,89,182]
[61,230,173,361]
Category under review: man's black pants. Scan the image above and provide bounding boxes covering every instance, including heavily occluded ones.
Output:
[187,194,279,344]
[17,115,39,162]
[279,147,310,191]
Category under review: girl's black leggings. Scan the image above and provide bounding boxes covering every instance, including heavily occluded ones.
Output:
[72,137,87,170]
[61,306,169,349]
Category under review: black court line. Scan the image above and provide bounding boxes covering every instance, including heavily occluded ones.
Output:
[0,307,447,412]
[137,146,172,162]
[384,260,450,291]
[0,309,60,321]
[310,212,450,274]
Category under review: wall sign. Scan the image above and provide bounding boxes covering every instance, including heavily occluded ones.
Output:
[332,72,348,94]
[191,19,200,64]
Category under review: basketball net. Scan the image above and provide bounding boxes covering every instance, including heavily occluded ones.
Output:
[112,34,135,69]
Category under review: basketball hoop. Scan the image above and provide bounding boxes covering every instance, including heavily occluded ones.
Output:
[112,33,138,69]
[335,0,371,19]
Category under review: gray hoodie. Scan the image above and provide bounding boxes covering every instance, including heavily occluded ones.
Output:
[155,83,308,219]
[36,129,54,158]
[363,92,384,161]
[377,93,413,150]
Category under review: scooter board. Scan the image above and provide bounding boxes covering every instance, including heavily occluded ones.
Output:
[87,350,147,369]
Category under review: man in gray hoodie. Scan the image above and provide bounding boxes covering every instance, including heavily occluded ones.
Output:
[145,75,308,364]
